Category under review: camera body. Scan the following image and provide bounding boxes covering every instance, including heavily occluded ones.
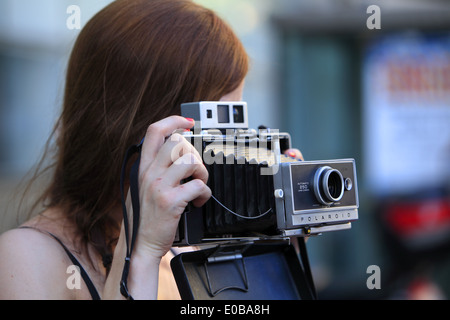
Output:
[173,101,359,246]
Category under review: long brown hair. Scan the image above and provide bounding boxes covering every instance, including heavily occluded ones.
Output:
[28,0,248,268]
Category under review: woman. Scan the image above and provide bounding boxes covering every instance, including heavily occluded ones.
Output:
[0,0,302,300]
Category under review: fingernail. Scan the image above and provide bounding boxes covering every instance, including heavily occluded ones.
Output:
[288,151,296,158]
[185,117,194,122]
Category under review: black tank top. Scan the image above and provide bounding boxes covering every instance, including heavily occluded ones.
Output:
[19,227,101,300]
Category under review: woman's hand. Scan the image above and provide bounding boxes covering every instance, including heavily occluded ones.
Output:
[284,148,304,161]
[134,116,211,260]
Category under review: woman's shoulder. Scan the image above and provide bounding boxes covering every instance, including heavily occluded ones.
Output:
[0,225,75,299]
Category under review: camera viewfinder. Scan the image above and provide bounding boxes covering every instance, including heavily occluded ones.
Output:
[233,105,244,123]
[217,105,230,123]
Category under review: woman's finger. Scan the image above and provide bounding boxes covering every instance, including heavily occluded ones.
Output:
[152,133,202,170]
[140,116,194,171]
[175,178,212,208]
[284,148,304,161]
[167,153,209,185]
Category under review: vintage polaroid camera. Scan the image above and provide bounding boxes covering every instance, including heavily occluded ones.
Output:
[173,101,359,246]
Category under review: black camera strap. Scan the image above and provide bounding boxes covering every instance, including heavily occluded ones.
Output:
[298,238,317,300]
[119,140,143,300]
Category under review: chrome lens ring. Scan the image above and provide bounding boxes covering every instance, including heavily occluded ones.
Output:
[314,166,345,206]
[322,168,344,203]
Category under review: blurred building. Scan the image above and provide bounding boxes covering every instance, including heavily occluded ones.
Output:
[270,0,450,299]
[1,0,450,299]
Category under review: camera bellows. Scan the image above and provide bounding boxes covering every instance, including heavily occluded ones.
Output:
[202,147,294,238]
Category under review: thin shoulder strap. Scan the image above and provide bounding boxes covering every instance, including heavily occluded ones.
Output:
[19,226,101,300]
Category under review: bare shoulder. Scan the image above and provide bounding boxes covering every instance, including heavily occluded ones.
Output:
[0,227,74,299]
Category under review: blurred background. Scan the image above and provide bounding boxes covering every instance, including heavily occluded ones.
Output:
[1,0,450,299]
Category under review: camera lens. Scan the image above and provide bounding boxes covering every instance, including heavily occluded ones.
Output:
[314,166,345,206]
[323,169,344,202]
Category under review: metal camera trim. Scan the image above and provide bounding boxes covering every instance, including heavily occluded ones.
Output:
[313,166,345,206]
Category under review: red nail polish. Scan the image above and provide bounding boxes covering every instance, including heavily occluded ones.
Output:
[288,151,296,158]
[185,117,194,122]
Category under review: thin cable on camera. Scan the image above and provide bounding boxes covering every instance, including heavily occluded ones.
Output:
[210,194,272,220]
